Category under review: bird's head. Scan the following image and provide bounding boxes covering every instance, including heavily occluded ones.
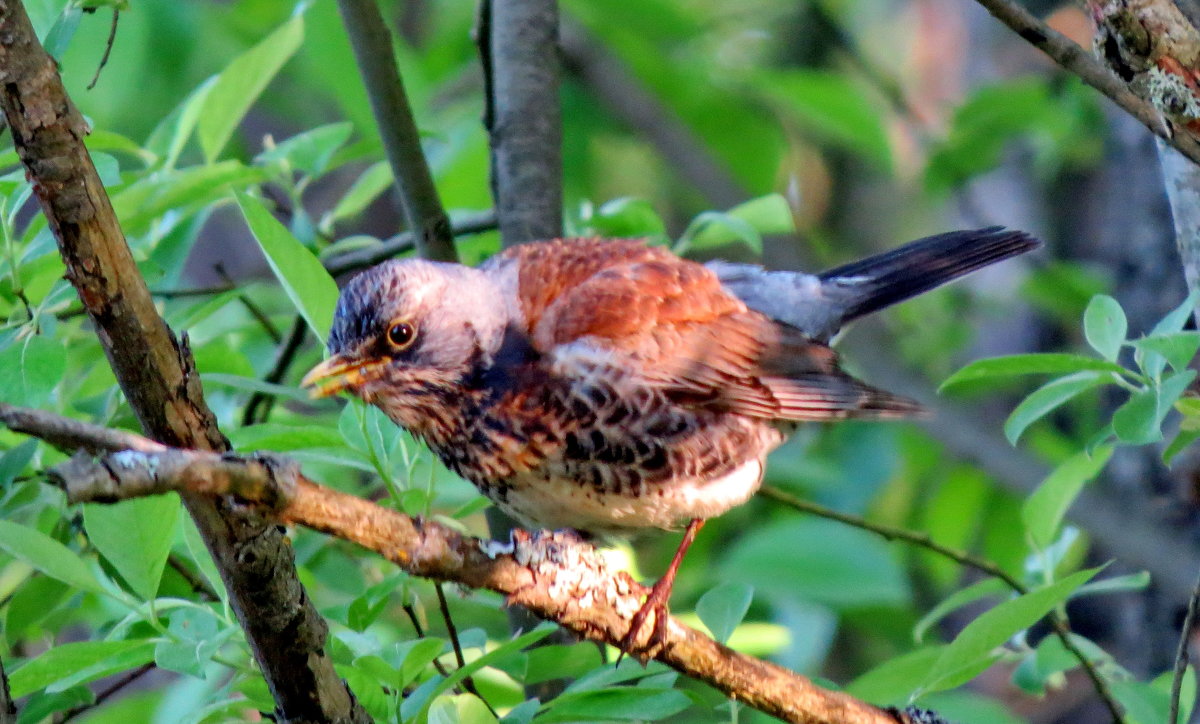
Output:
[301,258,516,430]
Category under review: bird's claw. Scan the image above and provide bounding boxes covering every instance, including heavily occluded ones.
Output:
[616,580,673,664]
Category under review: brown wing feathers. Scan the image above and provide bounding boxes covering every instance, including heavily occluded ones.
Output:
[508,238,922,423]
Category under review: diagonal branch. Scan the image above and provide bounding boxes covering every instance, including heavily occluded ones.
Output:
[0,4,367,722]
[0,402,915,724]
[968,0,1200,165]
[335,0,458,262]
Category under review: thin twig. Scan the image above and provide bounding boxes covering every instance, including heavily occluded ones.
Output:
[0,653,15,724]
[759,485,1127,724]
[334,0,457,262]
[324,210,497,276]
[1170,571,1200,724]
[150,284,236,299]
[968,0,1200,165]
[242,315,308,426]
[434,582,497,717]
[60,663,153,722]
[86,9,118,91]
[215,264,281,343]
[167,553,218,602]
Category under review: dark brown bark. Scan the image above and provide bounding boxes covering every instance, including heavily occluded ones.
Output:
[0,4,367,722]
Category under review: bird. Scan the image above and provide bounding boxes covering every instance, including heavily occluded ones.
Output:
[302,227,1041,653]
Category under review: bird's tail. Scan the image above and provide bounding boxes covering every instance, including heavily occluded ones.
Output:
[818,226,1042,326]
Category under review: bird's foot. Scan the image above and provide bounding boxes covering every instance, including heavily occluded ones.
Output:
[616,577,673,664]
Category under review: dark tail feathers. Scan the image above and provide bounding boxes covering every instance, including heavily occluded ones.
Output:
[818,227,1042,325]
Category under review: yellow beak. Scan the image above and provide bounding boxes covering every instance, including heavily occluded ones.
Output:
[300,356,384,399]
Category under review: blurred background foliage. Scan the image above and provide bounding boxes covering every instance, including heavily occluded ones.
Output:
[0,0,1195,722]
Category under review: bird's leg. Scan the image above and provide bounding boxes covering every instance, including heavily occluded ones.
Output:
[618,517,706,661]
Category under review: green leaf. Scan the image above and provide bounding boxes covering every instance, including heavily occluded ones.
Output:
[919,567,1100,694]
[198,14,305,163]
[588,197,667,237]
[719,518,909,610]
[1131,332,1200,373]
[226,424,347,453]
[940,354,1126,391]
[154,607,226,677]
[323,161,392,231]
[1083,295,1127,361]
[1073,570,1150,598]
[430,694,498,724]
[1004,371,1109,444]
[0,333,66,407]
[401,625,553,720]
[846,646,946,705]
[83,495,181,600]
[235,192,339,340]
[523,644,603,685]
[1021,447,1112,549]
[1113,371,1196,444]
[10,640,155,697]
[913,578,1008,644]
[200,372,312,401]
[754,69,891,168]
[256,122,353,177]
[679,210,762,254]
[0,520,105,596]
[696,582,753,645]
[398,637,447,688]
[1165,428,1200,466]
[0,439,38,487]
[1151,289,1200,336]
[728,193,795,234]
[6,576,71,644]
[538,688,692,723]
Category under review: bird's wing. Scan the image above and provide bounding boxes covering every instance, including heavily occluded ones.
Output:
[506,238,921,421]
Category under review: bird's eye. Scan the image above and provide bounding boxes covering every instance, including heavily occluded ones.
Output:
[386,321,416,350]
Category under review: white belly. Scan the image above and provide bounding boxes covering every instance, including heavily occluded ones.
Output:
[497,458,765,536]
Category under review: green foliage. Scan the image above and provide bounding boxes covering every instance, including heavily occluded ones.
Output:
[0,1,1178,722]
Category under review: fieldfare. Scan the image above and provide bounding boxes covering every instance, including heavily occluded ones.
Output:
[302,228,1040,652]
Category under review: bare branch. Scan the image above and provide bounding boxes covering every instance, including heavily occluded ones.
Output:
[3,403,912,724]
[968,0,1200,165]
[0,4,367,721]
[335,0,458,262]
[479,0,564,245]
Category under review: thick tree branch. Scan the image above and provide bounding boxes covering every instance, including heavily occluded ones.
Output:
[968,0,1200,165]
[0,5,367,722]
[0,403,912,724]
[478,0,564,245]
[335,0,457,262]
